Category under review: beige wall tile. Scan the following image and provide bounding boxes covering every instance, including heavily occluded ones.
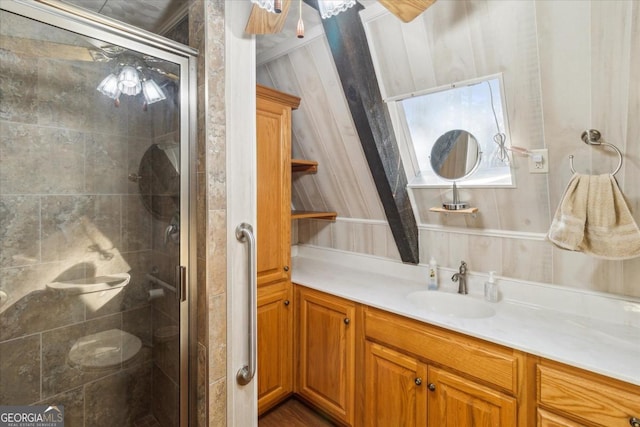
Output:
[208,378,226,427]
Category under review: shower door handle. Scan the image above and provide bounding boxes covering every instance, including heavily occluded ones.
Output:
[176,265,186,303]
[235,223,256,386]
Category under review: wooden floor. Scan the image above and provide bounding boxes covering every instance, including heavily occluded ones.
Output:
[259,398,337,427]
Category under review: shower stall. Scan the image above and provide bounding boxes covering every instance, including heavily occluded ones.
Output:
[0,1,197,426]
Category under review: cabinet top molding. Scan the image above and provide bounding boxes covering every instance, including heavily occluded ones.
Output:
[257,84,300,110]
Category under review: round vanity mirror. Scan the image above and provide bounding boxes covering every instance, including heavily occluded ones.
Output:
[430,130,481,181]
[430,130,481,210]
[137,143,180,220]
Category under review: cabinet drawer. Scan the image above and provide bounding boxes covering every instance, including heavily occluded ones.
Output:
[537,409,585,427]
[538,364,640,427]
[364,307,520,393]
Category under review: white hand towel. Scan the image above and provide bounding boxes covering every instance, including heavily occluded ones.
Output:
[548,173,640,259]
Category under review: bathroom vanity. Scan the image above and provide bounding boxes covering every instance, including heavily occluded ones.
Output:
[290,247,640,427]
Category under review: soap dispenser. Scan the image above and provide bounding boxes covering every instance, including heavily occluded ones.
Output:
[428,257,438,290]
[484,271,499,302]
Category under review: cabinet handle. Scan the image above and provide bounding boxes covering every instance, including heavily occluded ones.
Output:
[630,417,640,427]
[284,300,290,306]
[415,378,422,386]
[428,383,436,391]
[283,265,289,272]
[343,318,350,325]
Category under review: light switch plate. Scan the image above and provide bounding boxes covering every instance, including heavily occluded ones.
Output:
[528,148,549,173]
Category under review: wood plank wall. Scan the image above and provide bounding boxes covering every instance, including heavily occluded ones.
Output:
[257,0,640,298]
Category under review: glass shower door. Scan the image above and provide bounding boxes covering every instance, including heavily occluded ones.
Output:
[0,3,194,426]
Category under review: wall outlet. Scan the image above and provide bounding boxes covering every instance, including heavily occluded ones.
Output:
[528,148,549,173]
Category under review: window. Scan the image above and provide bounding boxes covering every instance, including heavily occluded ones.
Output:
[395,74,514,188]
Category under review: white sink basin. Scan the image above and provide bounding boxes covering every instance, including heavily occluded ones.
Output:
[406,291,496,319]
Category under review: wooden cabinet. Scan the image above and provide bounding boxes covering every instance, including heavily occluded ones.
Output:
[364,341,427,427]
[363,342,517,427]
[256,85,300,414]
[428,366,517,427]
[256,85,299,289]
[296,286,356,426]
[256,85,337,415]
[285,285,639,427]
[537,361,640,427]
[283,282,640,427]
[364,307,521,395]
[364,306,525,427]
[257,285,293,413]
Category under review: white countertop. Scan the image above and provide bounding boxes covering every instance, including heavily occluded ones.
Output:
[291,246,640,386]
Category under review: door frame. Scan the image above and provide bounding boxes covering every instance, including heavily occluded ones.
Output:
[225,1,259,425]
[0,1,199,425]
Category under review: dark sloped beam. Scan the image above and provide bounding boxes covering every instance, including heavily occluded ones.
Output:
[304,0,419,264]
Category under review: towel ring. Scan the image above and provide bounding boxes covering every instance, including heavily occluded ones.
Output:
[569,129,623,176]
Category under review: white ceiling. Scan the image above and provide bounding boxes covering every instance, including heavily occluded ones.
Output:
[256,0,378,52]
[61,0,188,34]
[61,0,378,51]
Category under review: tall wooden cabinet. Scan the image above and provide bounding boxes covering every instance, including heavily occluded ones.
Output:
[256,85,300,414]
[256,85,298,290]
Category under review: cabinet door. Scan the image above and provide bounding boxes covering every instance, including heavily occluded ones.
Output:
[256,92,291,288]
[297,287,355,425]
[364,341,428,427]
[257,286,293,414]
[428,366,517,427]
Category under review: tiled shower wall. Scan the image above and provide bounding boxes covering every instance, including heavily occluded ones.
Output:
[0,11,180,426]
[187,0,227,425]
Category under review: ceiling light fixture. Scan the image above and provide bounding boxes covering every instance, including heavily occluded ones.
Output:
[250,0,355,19]
[97,61,166,109]
[297,0,304,38]
[250,0,282,13]
[317,0,356,19]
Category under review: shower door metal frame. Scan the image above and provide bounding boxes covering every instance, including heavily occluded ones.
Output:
[0,1,199,425]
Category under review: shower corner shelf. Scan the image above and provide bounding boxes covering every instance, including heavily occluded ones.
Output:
[46,273,131,295]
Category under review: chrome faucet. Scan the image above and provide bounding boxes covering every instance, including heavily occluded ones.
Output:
[451,261,468,294]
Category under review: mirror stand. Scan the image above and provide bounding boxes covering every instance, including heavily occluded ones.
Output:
[443,182,469,210]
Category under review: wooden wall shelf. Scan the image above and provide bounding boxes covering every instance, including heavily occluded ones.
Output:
[429,206,478,215]
[291,210,337,221]
[291,159,336,220]
[292,159,318,173]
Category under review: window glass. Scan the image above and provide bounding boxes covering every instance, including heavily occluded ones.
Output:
[398,75,514,187]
